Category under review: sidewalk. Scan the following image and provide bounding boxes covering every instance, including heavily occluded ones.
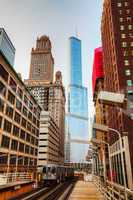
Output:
[68,181,103,200]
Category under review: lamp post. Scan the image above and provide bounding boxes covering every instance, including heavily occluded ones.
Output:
[93,123,128,200]
[91,138,113,182]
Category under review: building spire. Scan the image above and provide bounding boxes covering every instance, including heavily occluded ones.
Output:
[75,26,79,38]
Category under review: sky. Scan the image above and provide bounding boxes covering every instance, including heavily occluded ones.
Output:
[0,0,103,125]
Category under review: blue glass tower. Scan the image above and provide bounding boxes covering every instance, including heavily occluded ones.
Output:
[70,37,82,86]
[65,37,88,163]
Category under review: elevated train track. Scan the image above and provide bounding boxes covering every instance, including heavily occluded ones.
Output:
[10,179,76,200]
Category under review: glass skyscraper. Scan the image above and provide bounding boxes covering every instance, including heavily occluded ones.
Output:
[65,37,88,163]
[70,37,82,86]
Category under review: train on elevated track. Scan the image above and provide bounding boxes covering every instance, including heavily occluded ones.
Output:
[40,164,74,185]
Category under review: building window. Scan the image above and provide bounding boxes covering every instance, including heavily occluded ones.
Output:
[125,70,131,76]
[26,133,31,143]
[124,60,129,66]
[126,9,130,14]
[120,25,124,30]
[10,155,16,165]
[117,2,122,7]
[0,153,8,164]
[7,91,15,105]
[13,125,20,137]
[130,113,133,120]
[129,33,133,38]
[3,119,12,133]
[119,10,122,15]
[27,122,31,132]
[0,116,2,128]
[119,18,123,23]
[1,135,10,148]
[14,111,21,124]
[17,87,23,99]
[129,102,133,109]
[24,95,28,106]
[11,139,18,151]
[0,64,9,82]
[24,157,29,166]
[25,145,30,154]
[125,2,128,7]
[0,98,4,112]
[122,42,127,47]
[131,42,133,47]
[29,101,33,111]
[19,143,24,152]
[28,111,32,121]
[123,50,128,56]
[0,81,6,96]
[127,17,132,22]
[9,77,17,92]
[30,147,34,155]
[20,129,25,140]
[18,156,23,165]
[6,105,14,119]
[21,117,26,128]
[22,106,28,117]
[127,80,133,86]
[16,99,22,111]
[121,33,126,38]
[128,25,133,30]
[31,136,35,145]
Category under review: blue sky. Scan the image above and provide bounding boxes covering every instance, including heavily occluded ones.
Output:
[0,0,103,120]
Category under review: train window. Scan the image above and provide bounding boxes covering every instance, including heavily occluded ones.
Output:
[51,167,56,174]
[43,166,46,173]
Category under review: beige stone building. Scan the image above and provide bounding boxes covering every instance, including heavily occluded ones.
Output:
[38,111,60,172]
[25,36,66,166]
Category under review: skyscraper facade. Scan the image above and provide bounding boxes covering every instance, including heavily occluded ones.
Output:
[70,37,82,86]
[29,36,54,83]
[101,0,133,188]
[0,29,41,179]
[66,37,88,164]
[25,36,65,167]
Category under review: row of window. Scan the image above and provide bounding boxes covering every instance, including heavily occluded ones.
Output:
[0,91,39,128]
[1,135,38,156]
[0,154,37,166]
[119,17,132,23]
[0,64,40,117]
[117,2,129,7]
[0,117,39,142]
[120,24,133,31]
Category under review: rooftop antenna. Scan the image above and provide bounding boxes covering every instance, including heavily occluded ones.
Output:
[75,26,79,38]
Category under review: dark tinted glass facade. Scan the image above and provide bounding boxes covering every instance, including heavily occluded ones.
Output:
[0,28,15,66]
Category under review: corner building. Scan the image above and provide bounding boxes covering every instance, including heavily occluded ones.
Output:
[0,28,41,178]
[101,0,133,188]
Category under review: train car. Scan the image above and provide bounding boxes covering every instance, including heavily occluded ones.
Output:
[42,164,74,185]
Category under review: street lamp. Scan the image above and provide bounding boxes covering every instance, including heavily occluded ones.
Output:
[93,123,128,200]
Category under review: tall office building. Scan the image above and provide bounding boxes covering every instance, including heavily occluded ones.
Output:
[66,37,88,164]
[25,36,65,167]
[101,0,133,188]
[29,36,54,83]
[0,28,41,179]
